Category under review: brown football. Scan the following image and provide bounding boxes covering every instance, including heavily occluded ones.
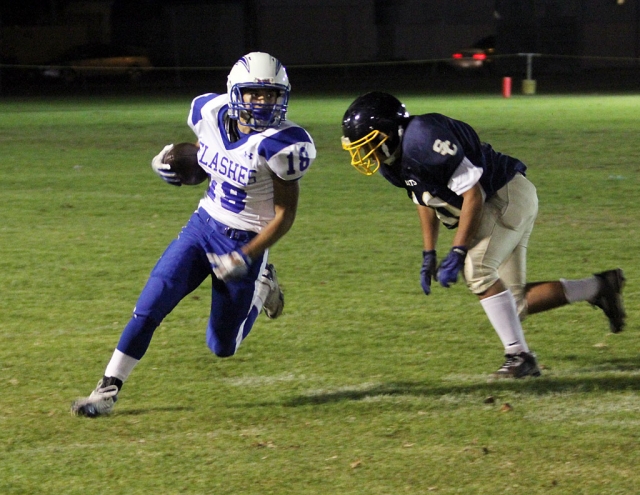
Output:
[164,142,208,185]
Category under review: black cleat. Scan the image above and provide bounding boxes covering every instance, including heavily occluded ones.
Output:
[590,269,626,333]
[492,352,541,379]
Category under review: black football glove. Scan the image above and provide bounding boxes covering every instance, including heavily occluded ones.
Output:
[420,250,437,295]
[437,246,467,288]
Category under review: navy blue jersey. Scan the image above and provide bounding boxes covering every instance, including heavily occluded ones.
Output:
[379,113,526,228]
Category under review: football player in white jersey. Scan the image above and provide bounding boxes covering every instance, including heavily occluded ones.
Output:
[72,52,316,417]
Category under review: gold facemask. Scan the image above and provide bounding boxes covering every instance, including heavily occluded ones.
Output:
[341,130,389,176]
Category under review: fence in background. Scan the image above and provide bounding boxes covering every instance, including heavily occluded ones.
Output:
[2,53,640,96]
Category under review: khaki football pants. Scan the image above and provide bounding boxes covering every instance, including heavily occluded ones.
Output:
[464,173,538,318]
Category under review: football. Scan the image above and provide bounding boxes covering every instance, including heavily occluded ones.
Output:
[164,142,208,185]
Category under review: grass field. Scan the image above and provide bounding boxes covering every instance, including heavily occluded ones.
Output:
[1,91,638,494]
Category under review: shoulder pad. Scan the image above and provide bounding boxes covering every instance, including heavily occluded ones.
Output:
[189,93,224,127]
[258,125,316,180]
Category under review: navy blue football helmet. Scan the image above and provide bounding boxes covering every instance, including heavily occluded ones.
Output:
[341,92,410,175]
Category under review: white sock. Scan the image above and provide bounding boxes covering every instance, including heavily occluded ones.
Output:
[480,289,530,355]
[104,349,139,383]
[560,277,599,303]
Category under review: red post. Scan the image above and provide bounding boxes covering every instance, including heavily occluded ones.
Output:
[502,77,512,98]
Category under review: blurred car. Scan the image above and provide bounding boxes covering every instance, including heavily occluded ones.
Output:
[41,43,152,83]
[446,35,495,71]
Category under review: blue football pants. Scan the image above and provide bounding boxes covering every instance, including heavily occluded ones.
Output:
[115,208,266,360]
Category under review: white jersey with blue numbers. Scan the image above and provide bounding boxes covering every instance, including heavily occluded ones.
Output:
[188,93,315,232]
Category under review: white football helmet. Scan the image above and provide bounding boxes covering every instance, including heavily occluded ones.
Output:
[227,52,291,129]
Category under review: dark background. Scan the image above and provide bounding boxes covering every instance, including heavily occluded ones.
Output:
[2,0,640,94]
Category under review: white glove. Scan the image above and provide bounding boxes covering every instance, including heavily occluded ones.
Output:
[207,250,252,282]
[151,144,181,186]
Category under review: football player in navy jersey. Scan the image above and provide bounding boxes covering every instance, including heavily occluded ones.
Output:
[341,91,625,378]
[71,52,316,417]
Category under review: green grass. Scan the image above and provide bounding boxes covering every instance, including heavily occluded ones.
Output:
[1,92,639,494]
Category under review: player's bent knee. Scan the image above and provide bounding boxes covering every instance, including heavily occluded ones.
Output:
[211,346,237,358]
[206,337,238,358]
[136,276,181,323]
[466,274,500,295]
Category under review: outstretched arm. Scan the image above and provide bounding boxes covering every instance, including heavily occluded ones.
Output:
[210,175,299,282]
[453,182,484,249]
[417,204,439,295]
[417,204,439,250]
[437,182,484,288]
